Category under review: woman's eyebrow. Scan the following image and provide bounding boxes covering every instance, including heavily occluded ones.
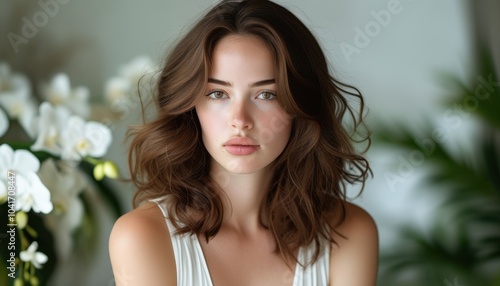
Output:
[208,78,231,86]
[250,79,275,87]
[207,78,275,87]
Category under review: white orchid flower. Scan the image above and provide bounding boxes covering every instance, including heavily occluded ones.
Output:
[105,76,130,106]
[15,172,54,213]
[41,73,90,118]
[0,108,8,138]
[0,62,38,138]
[31,102,112,161]
[20,241,48,269]
[0,62,31,99]
[61,116,112,161]
[1,95,38,139]
[39,159,86,212]
[119,56,156,85]
[31,102,71,156]
[0,144,53,213]
[105,56,157,107]
[39,159,86,259]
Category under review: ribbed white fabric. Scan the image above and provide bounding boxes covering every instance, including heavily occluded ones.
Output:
[293,240,330,286]
[152,198,329,286]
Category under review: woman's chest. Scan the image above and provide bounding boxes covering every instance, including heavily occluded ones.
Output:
[198,233,297,286]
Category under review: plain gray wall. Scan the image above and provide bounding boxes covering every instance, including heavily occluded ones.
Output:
[1,0,474,285]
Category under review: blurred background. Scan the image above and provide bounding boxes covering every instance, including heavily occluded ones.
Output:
[0,0,498,285]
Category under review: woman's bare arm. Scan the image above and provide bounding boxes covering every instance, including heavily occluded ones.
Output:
[329,203,379,286]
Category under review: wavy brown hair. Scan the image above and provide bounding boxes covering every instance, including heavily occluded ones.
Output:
[128,0,371,266]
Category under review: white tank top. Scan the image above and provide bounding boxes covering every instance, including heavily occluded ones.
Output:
[152,198,330,286]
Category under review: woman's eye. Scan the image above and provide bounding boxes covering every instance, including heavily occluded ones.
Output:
[257,91,276,100]
[207,91,227,100]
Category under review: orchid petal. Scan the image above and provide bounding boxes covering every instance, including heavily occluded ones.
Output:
[0,108,8,137]
[31,102,71,156]
[33,252,48,269]
[0,144,15,170]
[42,74,90,119]
[12,149,40,173]
[85,121,112,157]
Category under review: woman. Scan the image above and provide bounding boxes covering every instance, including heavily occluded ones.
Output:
[109,1,378,285]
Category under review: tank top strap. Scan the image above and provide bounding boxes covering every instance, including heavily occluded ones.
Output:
[150,197,214,286]
[293,239,330,286]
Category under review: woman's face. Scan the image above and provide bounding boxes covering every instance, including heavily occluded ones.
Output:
[195,34,292,175]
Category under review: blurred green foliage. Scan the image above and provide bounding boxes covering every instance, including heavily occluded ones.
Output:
[375,49,500,286]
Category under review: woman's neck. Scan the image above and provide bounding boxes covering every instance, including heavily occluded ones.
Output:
[209,161,274,234]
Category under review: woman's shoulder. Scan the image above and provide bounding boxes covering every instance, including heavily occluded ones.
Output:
[109,201,177,285]
[334,202,378,239]
[111,201,169,239]
[329,202,378,286]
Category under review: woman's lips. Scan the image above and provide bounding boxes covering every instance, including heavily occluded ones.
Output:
[224,145,260,156]
[223,137,259,155]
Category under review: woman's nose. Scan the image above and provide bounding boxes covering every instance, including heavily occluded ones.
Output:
[229,99,253,130]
